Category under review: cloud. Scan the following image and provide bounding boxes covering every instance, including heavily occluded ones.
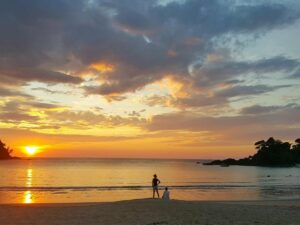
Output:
[0,86,31,97]
[31,87,72,95]
[144,84,290,109]
[1,98,63,111]
[153,1,300,35]
[215,84,290,98]
[0,68,83,85]
[0,112,38,122]
[128,110,141,117]
[193,56,300,88]
[0,0,84,85]
[147,105,300,142]
[0,98,146,130]
[240,104,297,115]
[0,128,139,144]
[290,68,300,78]
[0,99,65,128]
[1,0,300,158]
[28,102,64,109]
[113,9,157,34]
[1,0,299,96]
[160,56,300,109]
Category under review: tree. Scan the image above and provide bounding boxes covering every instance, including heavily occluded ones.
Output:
[205,137,300,167]
[292,138,300,163]
[0,140,14,160]
[252,137,294,166]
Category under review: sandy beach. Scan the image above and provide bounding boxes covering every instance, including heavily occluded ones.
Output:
[0,199,299,225]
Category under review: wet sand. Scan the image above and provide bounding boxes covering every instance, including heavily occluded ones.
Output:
[0,199,299,225]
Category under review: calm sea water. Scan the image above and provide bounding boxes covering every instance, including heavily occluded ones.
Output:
[0,158,299,204]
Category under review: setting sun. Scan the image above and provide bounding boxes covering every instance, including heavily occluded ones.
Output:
[25,146,38,156]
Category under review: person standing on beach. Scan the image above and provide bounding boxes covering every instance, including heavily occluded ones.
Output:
[152,174,160,198]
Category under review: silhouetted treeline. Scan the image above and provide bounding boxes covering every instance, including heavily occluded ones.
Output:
[0,140,17,160]
[204,137,300,167]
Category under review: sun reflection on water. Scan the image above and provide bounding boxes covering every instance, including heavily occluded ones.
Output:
[26,169,32,187]
[23,191,33,204]
[23,168,34,204]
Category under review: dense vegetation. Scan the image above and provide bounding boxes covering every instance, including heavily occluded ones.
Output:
[204,137,300,167]
[0,140,16,160]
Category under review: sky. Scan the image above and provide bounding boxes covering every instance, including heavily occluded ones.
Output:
[1,0,300,159]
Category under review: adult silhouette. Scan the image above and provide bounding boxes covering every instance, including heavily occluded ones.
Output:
[152,174,160,198]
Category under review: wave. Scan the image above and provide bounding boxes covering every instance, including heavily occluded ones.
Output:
[1,184,300,192]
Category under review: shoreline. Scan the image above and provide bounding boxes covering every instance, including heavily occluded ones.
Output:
[1,199,299,225]
[1,187,299,205]
[2,198,300,206]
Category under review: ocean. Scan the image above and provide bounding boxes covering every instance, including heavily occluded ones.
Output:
[0,158,299,204]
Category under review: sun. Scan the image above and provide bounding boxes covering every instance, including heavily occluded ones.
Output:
[25,146,39,156]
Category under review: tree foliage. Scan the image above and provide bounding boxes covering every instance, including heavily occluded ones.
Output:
[292,138,300,163]
[204,137,300,167]
[0,140,14,160]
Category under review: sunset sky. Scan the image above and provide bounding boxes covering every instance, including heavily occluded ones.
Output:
[1,0,300,158]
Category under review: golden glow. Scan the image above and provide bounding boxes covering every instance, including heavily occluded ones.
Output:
[159,77,188,98]
[23,168,33,204]
[31,126,143,137]
[25,146,38,156]
[26,169,32,187]
[28,110,47,118]
[23,191,33,204]
[90,63,114,72]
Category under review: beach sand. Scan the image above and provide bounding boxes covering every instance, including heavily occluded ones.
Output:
[0,199,299,225]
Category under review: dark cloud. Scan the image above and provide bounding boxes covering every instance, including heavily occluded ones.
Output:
[215,84,290,98]
[0,101,20,112]
[28,102,63,109]
[31,87,72,95]
[146,105,300,141]
[1,0,299,95]
[175,94,226,108]
[1,98,62,110]
[153,1,299,35]
[144,84,290,109]
[113,9,157,34]
[0,0,83,85]
[240,104,297,115]
[193,56,300,88]
[0,112,38,122]
[0,69,83,84]
[0,86,30,97]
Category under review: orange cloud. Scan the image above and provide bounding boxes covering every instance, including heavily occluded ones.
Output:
[159,76,189,98]
[89,63,114,72]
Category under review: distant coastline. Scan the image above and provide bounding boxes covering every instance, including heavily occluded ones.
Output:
[0,157,20,160]
[0,156,21,160]
[204,137,300,167]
